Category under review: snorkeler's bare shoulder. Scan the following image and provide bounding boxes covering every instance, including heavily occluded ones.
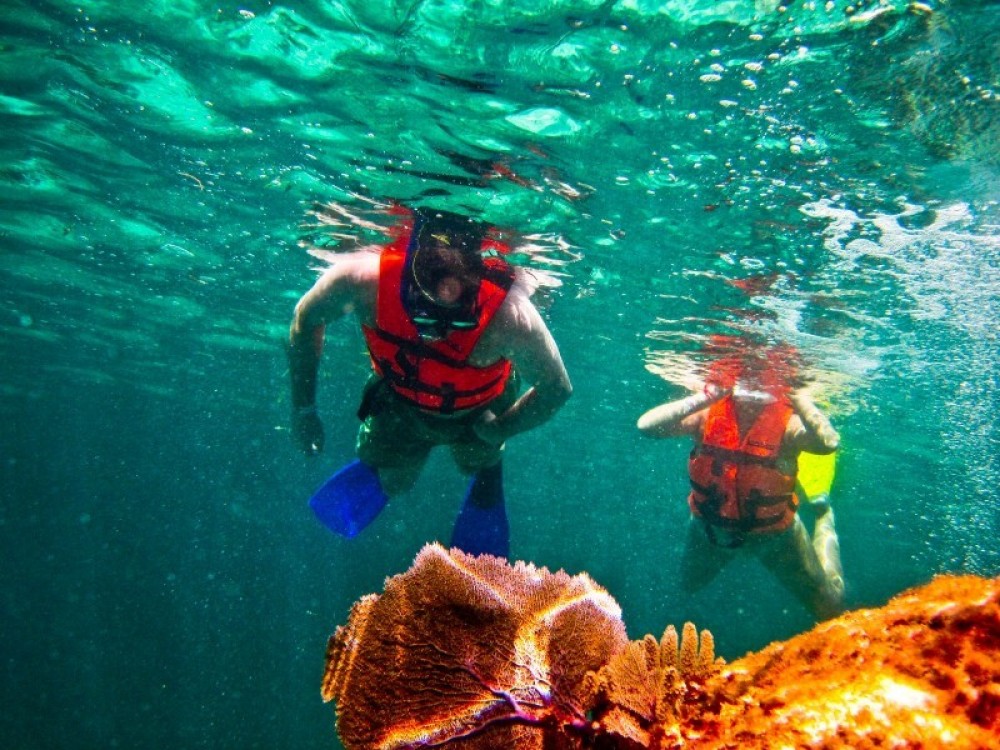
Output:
[472,279,537,358]
[295,252,380,328]
[472,277,569,391]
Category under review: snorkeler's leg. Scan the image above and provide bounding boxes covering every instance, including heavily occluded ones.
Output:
[811,495,845,603]
[451,459,509,558]
[310,398,430,537]
[759,516,844,620]
[680,516,732,595]
[357,404,430,497]
[448,382,518,558]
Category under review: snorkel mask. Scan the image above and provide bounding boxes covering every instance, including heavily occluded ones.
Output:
[403,209,486,339]
[704,336,798,405]
[732,383,778,404]
[405,284,479,338]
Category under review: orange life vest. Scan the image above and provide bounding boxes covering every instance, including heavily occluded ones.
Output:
[688,396,798,535]
[361,226,513,414]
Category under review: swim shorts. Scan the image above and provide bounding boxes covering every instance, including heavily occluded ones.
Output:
[355,371,519,474]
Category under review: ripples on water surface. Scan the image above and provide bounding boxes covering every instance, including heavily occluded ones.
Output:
[1,1,997,747]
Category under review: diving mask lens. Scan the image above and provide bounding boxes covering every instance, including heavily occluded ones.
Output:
[411,314,477,332]
[412,315,476,330]
[733,385,777,404]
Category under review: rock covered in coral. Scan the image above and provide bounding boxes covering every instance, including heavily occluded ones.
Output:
[322,544,999,749]
[701,574,1000,749]
[322,543,628,749]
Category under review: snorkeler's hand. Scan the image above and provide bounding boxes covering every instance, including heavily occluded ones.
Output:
[292,406,325,456]
[703,381,732,401]
[473,410,505,446]
[786,371,811,391]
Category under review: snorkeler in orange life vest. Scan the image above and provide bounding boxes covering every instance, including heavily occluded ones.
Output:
[288,207,572,558]
[637,368,845,621]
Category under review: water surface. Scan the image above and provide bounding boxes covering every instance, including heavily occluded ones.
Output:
[1,1,997,747]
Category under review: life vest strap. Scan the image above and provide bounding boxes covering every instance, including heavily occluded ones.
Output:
[703,522,746,549]
[690,480,795,531]
[370,326,471,369]
[480,261,515,291]
[696,443,780,469]
[373,355,506,415]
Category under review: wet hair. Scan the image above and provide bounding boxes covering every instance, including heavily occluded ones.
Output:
[413,208,487,253]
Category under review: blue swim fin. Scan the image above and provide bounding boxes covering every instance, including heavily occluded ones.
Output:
[309,460,388,538]
[450,462,509,558]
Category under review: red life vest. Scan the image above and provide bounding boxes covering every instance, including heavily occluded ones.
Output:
[688,396,798,534]
[361,226,513,414]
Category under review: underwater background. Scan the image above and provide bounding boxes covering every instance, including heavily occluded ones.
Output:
[1,1,997,747]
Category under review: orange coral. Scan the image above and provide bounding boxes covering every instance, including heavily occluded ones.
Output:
[584,622,722,748]
[322,546,999,750]
[700,574,1000,748]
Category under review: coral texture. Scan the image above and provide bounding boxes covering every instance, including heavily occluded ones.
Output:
[584,621,722,748]
[323,545,999,749]
[322,543,628,749]
[701,573,1000,749]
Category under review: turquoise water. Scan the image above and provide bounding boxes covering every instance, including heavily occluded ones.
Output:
[1,1,997,747]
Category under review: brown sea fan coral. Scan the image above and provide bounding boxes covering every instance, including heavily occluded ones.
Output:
[322,543,629,749]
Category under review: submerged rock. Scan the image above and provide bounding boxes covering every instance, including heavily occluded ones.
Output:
[322,544,999,749]
[701,573,1000,748]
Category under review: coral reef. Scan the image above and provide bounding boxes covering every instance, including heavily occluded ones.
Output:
[701,574,1000,748]
[322,544,999,749]
[583,621,722,749]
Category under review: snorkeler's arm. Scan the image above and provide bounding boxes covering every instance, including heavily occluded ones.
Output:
[287,257,374,454]
[474,290,571,444]
[289,269,342,406]
[787,391,840,454]
[288,257,375,402]
[636,384,729,438]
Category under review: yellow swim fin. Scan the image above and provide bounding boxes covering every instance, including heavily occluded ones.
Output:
[798,450,837,501]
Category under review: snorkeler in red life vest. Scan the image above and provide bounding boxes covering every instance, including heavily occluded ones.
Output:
[288,206,572,558]
[637,354,845,620]
[361,214,515,413]
[687,393,799,538]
